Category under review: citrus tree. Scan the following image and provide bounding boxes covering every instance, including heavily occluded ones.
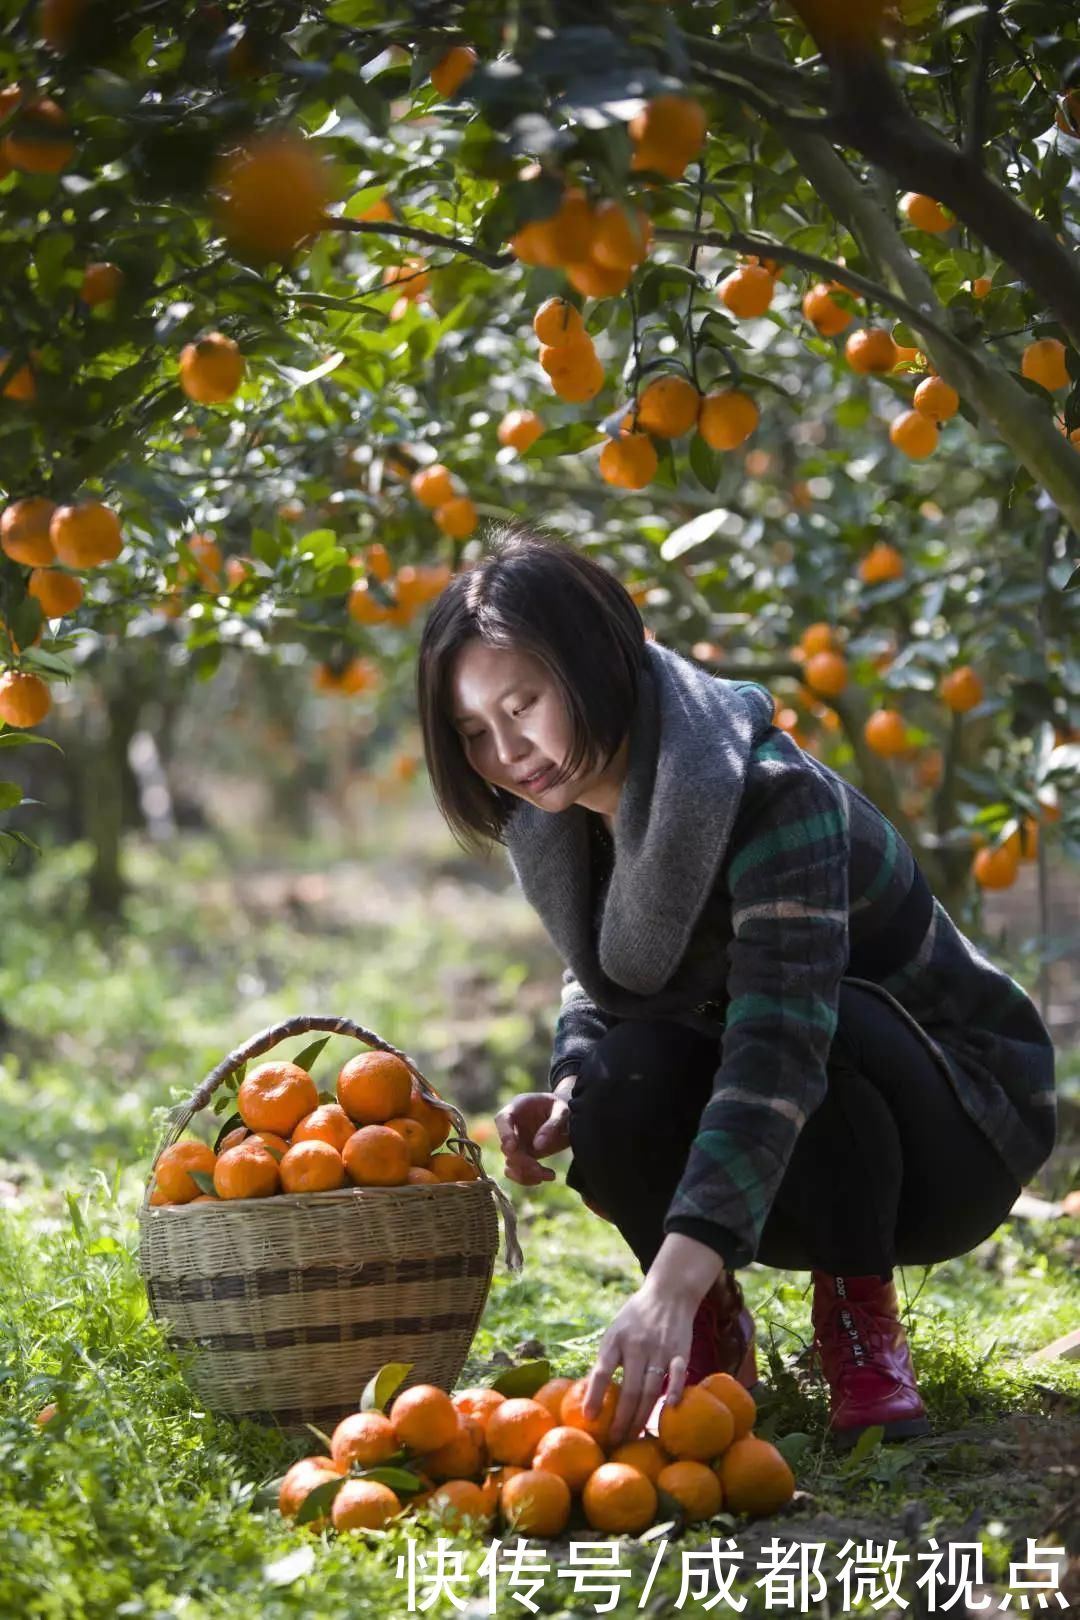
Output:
[0,0,1076,918]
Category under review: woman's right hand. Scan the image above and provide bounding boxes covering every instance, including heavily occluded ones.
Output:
[494,1088,573,1186]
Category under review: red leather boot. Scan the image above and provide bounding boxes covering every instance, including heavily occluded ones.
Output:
[811,1271,930,1448]
[645,1275,759,1436]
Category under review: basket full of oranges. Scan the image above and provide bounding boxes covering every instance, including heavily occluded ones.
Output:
[137,1015,523,1436]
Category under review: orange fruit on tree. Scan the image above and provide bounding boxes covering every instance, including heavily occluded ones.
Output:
[343,1124,411,1186]
[971,275,993,299]
[278,1139,346,1194]
[0,353,37,402]
[658,1385,734,1461]
[718,265,774,320]
[804,650,848,697]
[530,1377,575,1423]
[423,1415,486,1482]
[1005,821,1040,862]
[698,390,759,451]
[559,1376,621,1447]
[845,327,898,374]
[180,533,223,590]
[656,1459,724,1522]
[1055,89,1080,135]
[916,749,944,789]
[590,200,651,269]
[940,664,984,713]
[360,541,393,582]
[858,541,905,584]
[532,296,585,347]
[890,409,938,459]
[28,568,83,618]
[799,622,838,657]
[407,1081,453,1150]
[431,44,478,99]
[564,258,632,299]
[972,842,1021,890]
[598,432,658,490]
[802,282,853,336]
[2,96,74,173]
[348,579,394,625]
[485,1397,556,1466]
[337,1050,413,1124]
[212,1139,281,1199]
[213,130,330,260]
[914,374,960,421]
[390,1383,459,1454]
[355,194,394,223]
[532,1424,606,1491]
[292,1102,357,1154]
[1021,337,1070,391]
[384,1115,431,1166]
[49,501,122,568]
[629,94,707,180]
[453,1387,506,1429]
[382,258,429,300]
[1,497,56,566]
[423,1478,491,1530]
[864,709,909,757]
[608,1434,671,1482]
[411,463,455,509]
[79,262,123,307]
[500,1468,571,1536]
[635,375,700,439]
[697,1372,757,1441]
[543,343,605,402]
[152,1140,216,1205]
[38,0,88,52]
[428,1150,481,1182]
[331,1478,402,1532]
[278,1456,345,1522]
[717,1434,795,1516]
[582,1462,658,1534]
[330,1409,399,1470]
[539,331,596,380]
[238,1060,318,1135]
[0,671,50,729]
[434,496,477,539]
[901,192,952,233]
[498,409,544,452]
[538,188,596,266]
[179,332,244,404]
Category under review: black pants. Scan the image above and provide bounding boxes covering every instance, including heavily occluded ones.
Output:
[564,981,1021,1277]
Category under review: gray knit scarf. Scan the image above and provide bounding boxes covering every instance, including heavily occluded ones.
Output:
[503,639,776,1014]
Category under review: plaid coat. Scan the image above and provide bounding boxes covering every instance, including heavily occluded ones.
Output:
[545,703,1057,1271]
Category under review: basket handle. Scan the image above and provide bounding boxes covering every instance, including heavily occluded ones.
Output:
[147,1013,523,1274]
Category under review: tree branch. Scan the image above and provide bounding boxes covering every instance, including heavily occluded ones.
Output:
[326,216,511,270]
[964,0,1002,165]
[693,66,842,136]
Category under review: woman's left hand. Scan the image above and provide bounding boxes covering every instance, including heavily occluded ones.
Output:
[581,1282,698,1449]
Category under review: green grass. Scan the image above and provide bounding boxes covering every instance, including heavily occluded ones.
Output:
[0,822,1077,1619]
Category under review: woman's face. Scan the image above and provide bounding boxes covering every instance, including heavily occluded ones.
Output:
[448,639,587,811]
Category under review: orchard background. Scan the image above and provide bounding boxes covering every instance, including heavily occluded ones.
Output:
[0,1,1078,1615]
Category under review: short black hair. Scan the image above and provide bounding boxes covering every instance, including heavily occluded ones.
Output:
[417,521,646,855]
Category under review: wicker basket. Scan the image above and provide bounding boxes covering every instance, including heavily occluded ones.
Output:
[138,1015,523,1435]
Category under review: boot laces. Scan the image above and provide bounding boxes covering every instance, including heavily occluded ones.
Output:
[820,1297,892,1377]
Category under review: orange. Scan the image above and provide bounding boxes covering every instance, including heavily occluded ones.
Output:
[0,353,37,402]
[971,276,992,299]
[79,262,123,307]
[1005,820,1040,862]
[358,541,392,583]
[532,1424,605,1490]
[599,432,658,490]
[804,650,848,697]
[564,259,632,299]
[343,1124,411,1186]
[658,1385,734,1461]
[608,1435,670,1481]
[1,497,56,566]
[478,1464,524,1516]
[629,94,707,180]
[656,1459,724,1522]
[498,409,544,452]
[331,1478,402,1531]
[428,1151,481,1182]
[179,333,244,404]
[582,1462,657,1534]
[38,0,87,52]
[383,1116,431,1167]
[717,1434,795,1516]
[411,463,455,509]
[213,1139,281,1199]
[431,45,478,99]
[901,192,952,233]
[453,1387,506,1430]
[532,297,585,347]
[179,533,223,590]
[1055,89,1080,135]
[892,343,925,371]
[530,1377,575,1423]
[34,1402,58,1425]
[484,1397,556,1466]
[330,1410,399,1470]
[972,842,1021,890]
[845,327,898,374]
[800,622,838,657]
[0,671,50,729]
[213,131,330,261]
[152,1140,216,1204]
[542,343,604,402]
[382,257,429,300]
[590,200,651,269]
[802,282,853,336]
[940,665,984,713]
[422,1478,491,1530]
[559,1376,621,1447]
[864,709,909,757]
[697,1372,757,1441]
[916,749,944,789]
[434,496,477,539]
[890,409,938,459]
[407,1166,438,1184]
[913,375,960,421]
[500,1468,571,1536]
[635,375,700,439]
[390,1384,459,1454]
[858,541,905,584]
[49,501,122,569]
[423,1415,486,1481]
[407,1082,453,1150]
[337,1050,413,1124]
[718,265,774,320]
[355,194,394,223]
[292,1103,355,1154]
[348,579,394,625]
[28,568,83,618]
[539,330,595,378]
[1021,338,1070,391]
[511,189,594,268]
[238,1060,318,1135]
[2,97,74,173]
[278,1456,345,1523]
[698,390,759,451]
[279,1139,345,1194]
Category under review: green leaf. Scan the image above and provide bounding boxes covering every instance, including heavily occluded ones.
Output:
[291,1036,331,1075]
[0,782,23,811]
[845,1423,884,1466]
[0,732,62,751]
[490,1359,550,1398]
[773,1431,814,1470]
[361,1465,424,1492]
[360,1362,413,1414]
[66,1192,86,1242]
[295,1473,347,1525]
[523,422,604,460]
[189,1172,219,1197]
[688,432,722,492]
[213,1112,245,1152]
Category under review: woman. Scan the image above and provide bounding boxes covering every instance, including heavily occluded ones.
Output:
[416,525,1056,1454]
